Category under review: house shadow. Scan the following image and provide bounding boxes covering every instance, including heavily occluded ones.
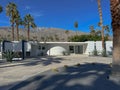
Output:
[3,63,120,90]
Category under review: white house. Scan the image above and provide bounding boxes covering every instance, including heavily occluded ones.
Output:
[0,41,113,59]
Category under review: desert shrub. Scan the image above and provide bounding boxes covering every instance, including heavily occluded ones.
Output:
[64,65,68,68]
[75,63,80,66]
[3,50,17,62]
[92,49,98,56]
[62,51,70,55]
[51,68,59,72]
[101,49,107,57]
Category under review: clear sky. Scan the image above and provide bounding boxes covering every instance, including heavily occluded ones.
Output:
[0,0,111,33]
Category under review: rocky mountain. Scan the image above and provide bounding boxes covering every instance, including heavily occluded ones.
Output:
[0,27,87,42]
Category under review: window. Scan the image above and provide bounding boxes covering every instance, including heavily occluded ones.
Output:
[38,46,41,50]
[42,46,45,50]
[69,46,74,53]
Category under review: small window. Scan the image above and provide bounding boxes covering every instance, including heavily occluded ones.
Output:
[38,46,41,50]
[69,46,74,53]
[42,46,45,50]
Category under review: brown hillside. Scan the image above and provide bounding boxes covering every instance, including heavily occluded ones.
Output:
[0,27,86,41]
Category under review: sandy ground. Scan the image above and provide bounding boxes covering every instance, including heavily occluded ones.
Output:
[9,64,120,90]
[0,55,113,90]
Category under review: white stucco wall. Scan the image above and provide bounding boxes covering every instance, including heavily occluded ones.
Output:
[0,42,2,52]
[85,41,113,55]
[96,41,102,52]
[0,41,113,57]
[0,42,2,59]
[25,42,31,52]
[106,41,113,55]
[85,41,95,54]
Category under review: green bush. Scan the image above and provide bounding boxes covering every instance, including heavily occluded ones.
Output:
[75,63,80,66]
[68,35,103,42]
[92,49,98,56]
[62,51,70,55]
[51,68,59,72]
[3,50,17,62]
[64,65,68,68]
[101,49,107,57]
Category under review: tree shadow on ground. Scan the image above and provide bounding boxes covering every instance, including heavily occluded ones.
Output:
[0,56,64,68]
[4,63,120,90]
[22,56,64,66]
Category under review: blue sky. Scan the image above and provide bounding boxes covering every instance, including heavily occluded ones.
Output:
[0,0,111,33]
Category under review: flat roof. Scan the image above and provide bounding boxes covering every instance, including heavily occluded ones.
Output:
[29,42,88,45]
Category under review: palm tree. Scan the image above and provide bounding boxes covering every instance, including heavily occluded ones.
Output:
[90,26,96,36]
[6,2,17,41]
[90,25,101,36]
[97,0,105,50]
[14,11,22,41]
[0,5,3,13]
[103,25,110,39]
[74,21,78,35]
[23,14,36,41]
[0,5,3,25]
[65,30,69,41]
[110,0,120,74]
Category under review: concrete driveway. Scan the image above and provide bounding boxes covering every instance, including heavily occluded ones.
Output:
[0,55,112,90]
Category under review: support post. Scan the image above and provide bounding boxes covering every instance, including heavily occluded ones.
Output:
[2,41,5,59]
[22,40,25,60]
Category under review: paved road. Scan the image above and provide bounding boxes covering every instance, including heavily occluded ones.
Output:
[0,55,112,90]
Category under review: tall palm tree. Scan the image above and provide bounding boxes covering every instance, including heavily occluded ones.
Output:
[23,14,36,41]
[65,30,69,41]
[74,21,78,35]
[97,0,105,50]
[0,5,3,13]
[90,25,96,36]
[0,5,3,26]
[90,25,101,36]
[14,11,22,41]
[110,0,120,74]
[6,2,17,41]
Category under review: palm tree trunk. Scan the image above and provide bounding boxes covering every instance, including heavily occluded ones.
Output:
[16,24,19,41]
[76,29,77,36]
[113,27,120,63]
[27,24,30,41]
[97,0,105,50]
[110,0,120,75]
[11,23,14,41]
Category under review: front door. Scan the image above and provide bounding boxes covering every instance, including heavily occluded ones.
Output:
[75,45,83,54]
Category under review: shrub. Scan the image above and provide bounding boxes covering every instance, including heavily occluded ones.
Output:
[62,51,70,55]
[68,35,102,42]
[101,49,107,57]
[64,65,68,68]
[3,50,17,62]
[92,49,98,56]
[75,63,80,66]
[51,68,59,72]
